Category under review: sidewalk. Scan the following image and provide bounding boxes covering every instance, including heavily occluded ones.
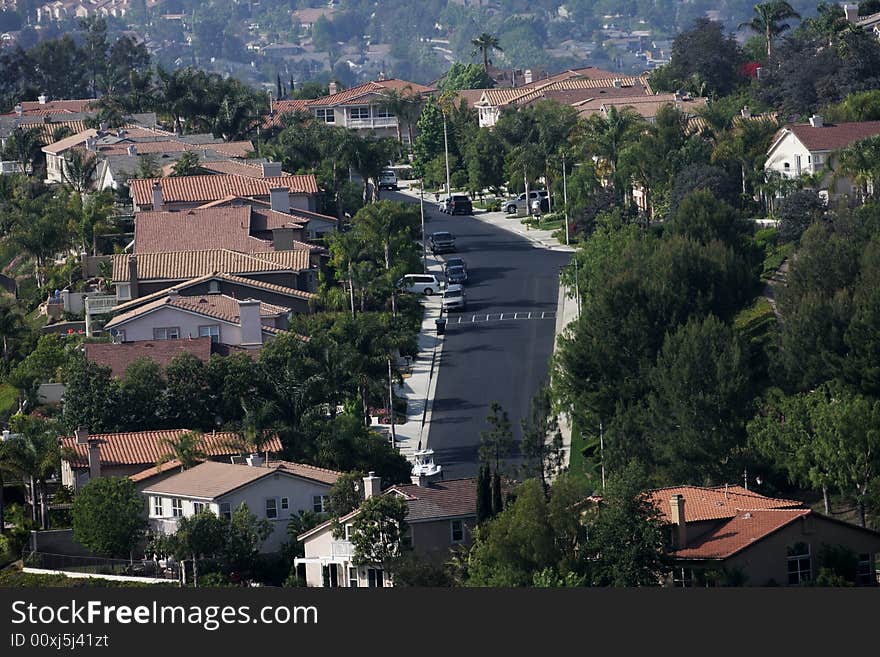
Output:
[552,280,580,473]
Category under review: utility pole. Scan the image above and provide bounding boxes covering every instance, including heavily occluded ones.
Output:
[442,111,451,196]
[562,151,569,246]
[419,179,427,272]
[599,421,606,492]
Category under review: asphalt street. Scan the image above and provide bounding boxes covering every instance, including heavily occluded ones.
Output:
[388,191,571,478]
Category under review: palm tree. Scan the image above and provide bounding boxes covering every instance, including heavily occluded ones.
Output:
[226,399,279,462]
[0,294,26,365]
[739,1,801,58]
[158,431,207,472]
[61,149,98,194]
[379,86,423,154]
[5,416,61,530]
[471,33,503,70]
[3,127,42,174]
[576,106,644,193]
[836,136,880,202]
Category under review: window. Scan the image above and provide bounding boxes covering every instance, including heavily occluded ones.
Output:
[374,106,393,118]
[794,154,802,175]
[151,496,163,517]
[672,567,696,588]
[348,567,359,588]
[193,502,205,514]
[787,542,811,585]
[857,553,876,586]
[171,498,182,518]
[344,524,353,541]
[219,502,231,520]
[367,568,384,588]
[280,497,289,511]
[313,495,327,513]
[199,325,220,343]
[117,283,131,301]
[322,564,339,588]
[314,108,334,123]
[153,327,180,340]
[349,106,370,120]
[265,498,278,519]
[451,519,464,543]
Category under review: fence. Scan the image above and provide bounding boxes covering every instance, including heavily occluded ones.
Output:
[24,551,180,581]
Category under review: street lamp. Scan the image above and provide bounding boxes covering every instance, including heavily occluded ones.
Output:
[442,109,451,196]
[562,151,570,246]
[419,179,427,272]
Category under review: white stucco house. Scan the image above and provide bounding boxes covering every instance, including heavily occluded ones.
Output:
[143,460,342,552]
[764,116,880,201]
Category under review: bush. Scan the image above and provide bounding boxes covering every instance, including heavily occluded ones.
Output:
[485,200,501,212]
[754,227,777,250]
[777,190,826,244]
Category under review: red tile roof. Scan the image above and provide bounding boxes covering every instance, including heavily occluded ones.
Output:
[18,99,96,114]
[199,160,279,177]
[648,485,803,524]
[262,100,312,129]
[105,293,289,330]
[309,79,434,107]
[787,121,880,152]
[673,509,811,560]
[60,429,283,469]
[112,248,312,282]
[388,478,477,521]
[129,173,319,206]
[84,337,213,377]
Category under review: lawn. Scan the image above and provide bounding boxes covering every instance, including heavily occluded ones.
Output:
[0,381,18,418]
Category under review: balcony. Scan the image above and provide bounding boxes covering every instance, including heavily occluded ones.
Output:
[84,294,117,315]
[346,116,398,130]
[330,540,355,559]
[149,517,181,535]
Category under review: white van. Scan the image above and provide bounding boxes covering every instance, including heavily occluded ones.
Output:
[379,169,398,190]
[398,273,442,295]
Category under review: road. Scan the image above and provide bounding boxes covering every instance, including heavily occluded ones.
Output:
[388,190,571,478]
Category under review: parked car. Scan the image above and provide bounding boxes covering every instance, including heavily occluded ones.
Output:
[429,231,456,254]
[504,190,548,214]
[378,169,398,190]
[447,195,473,215]
[444,256,467,273]
[446,264,467,284]
[441,284,467,311]
[398,273,442,296]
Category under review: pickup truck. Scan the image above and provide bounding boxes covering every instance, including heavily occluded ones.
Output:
[504,190,548,214]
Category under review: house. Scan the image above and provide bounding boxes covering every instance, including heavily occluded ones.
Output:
[143,460,341,552]
[764,117,880,201]
[84,337,215,377]
[128,173,319,213]
[111,249,317,304]
[103,290,291,348]
[295,473,477,587]
[574,92,707,123]
[649,485,880,586]
[59,428,283,490]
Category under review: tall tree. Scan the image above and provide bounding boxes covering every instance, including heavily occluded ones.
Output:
[72,476,146,557]
[739,1,801,58]
[158,431,207,472]
[479,401,514,474]
[470,33,503,70]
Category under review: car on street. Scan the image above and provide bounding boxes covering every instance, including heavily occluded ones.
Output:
[441,284,467,311]
[378,169,398,190]
[447,195,473,215]
[398,273,441,296]
[504,190,548,214]
[445,264,467,284]
[429,231,456,254]
[444,256,466,273]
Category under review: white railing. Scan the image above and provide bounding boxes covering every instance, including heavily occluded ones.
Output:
[330,540,354,558]
[346,117,398,129]
[84,295,117,315]
[149,518,180,535]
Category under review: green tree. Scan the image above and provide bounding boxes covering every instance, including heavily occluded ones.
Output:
[439,63,494,92]
[491,470,503,516]
[157,431,207,472]
[476,464,492,523]
[327,470,365,518]
[61,149,98,194]
[837,135,880,202]
[172,509,227,587]
[6,414,61,529]
[62,355,120,433]
[470,32,503,70]
[479,401,514,474]
[117,358,165,430]
[520,384,565,492]
[348,493,408,566]
[223,503,272,575]
[72,477,146,557]
[739,1,801,58]
[171,151,201,177]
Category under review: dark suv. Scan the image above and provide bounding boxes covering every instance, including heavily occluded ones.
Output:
[429,231,456,254]
[446,195,473,215]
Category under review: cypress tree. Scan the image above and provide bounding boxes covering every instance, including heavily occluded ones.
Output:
[491,470,503,517]
[276,73,283,100]
[476,464,492,522]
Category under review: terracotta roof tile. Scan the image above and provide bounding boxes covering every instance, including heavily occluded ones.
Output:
[788,121,880,152]
[673,509,811,560]
[60,429,282,469]
[112,248,311,282]
[84,337,213,377]
[19,99,96,114]
[309,79,434,107]
[143,460,340,498]
[199,160,281,177]
[129,173,319,206]
[648,485,803,524]
[105,293,289,330]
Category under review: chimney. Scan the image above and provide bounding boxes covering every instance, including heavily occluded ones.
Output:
[669,494,687,549]
[363,471,381,499]
[261,161,282,177]
[74,427,89,445]
[740,105,751,118]
[127,144,137,156]
[844,3,859,23]
[38,93,47,105]
[328,81,338,95]
[524,69,533,85]
[411,473,429,487]
[127,255,139,299]
[116,128,124,138]
[98,121,107,132]
[14,104,22,116]
[87,439,101,480]
[269,186,290,214]
[151,181,163,211]
[237,298,263,346]
[613,79,622,88]
[809,114,824,128]
[85,137,97,151]
[246,453,264,467]
[272,226,295,251]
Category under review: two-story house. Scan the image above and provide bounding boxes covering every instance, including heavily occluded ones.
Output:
[764,116,880,201]
[295,473,477,587]
[143,460,342,552]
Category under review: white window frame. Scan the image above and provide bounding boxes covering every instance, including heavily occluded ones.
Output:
[367,568,384,588]
[348,566,359,588]
[451,519,464,543]
[280,497,289,511]
[151,496,163,517]
[193,502,205,514]
[344,524,352,541]
[219,502,231,520]
[787,543,811,585]
[315,108,334,123]
[349,106,370,120]
[198,324,220,342]
[116,283,131,301]
[374,105,393,118]
[857,553,875,586]
[313,495,327,513]
[153,326,180,340]
[265,498,278,519]
[171,498,182,518]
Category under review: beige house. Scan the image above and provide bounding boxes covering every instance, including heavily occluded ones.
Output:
[648,485,880,586]
[143,460,341,552]
[296,474,477,587]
